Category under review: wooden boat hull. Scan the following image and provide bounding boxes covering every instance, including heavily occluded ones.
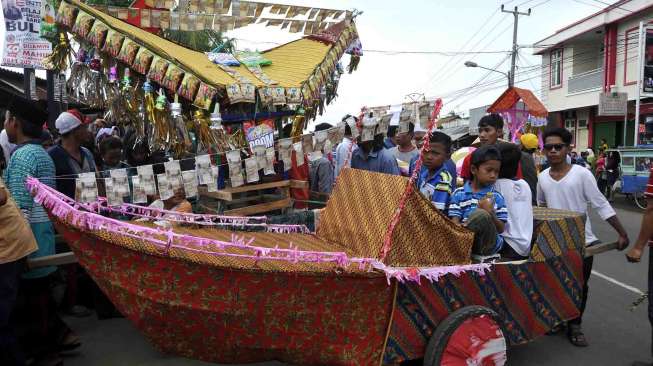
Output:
[55,222,396,366]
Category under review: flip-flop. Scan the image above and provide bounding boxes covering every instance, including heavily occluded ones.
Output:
[58,332,82,351]
[567,324,589,347]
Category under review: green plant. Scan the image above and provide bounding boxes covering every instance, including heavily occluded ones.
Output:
[162,29,236,53]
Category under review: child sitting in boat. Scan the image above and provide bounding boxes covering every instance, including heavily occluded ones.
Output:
[412,131,454,214]
[448,145,508,256]
[495,143,533,260]
[136,188,192,228]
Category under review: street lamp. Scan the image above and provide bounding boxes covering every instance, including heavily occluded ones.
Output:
[464,61,511,87]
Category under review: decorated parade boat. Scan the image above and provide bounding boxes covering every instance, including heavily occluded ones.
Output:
[25,1,600,364]
[29,166,589,366]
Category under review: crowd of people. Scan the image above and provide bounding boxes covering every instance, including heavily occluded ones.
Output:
[0,92,651,365]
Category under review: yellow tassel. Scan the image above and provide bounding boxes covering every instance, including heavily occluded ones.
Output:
[43,33,71,71]
[290,114,304,142]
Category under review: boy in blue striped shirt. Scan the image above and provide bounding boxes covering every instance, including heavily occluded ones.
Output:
[448,145,508,255]
[412,131,453,213]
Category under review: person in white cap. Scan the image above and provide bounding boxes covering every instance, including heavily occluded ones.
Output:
[47,110,97,319]
[47,110,96,199]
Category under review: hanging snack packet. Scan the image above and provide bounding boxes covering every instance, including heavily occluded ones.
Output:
[157,173,174,200]
[244,157,260,183]
[137,165,157,195]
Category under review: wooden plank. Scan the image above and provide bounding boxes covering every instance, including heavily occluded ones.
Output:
[28,252,77,268]
[198,186,233,201]
[223,180,290,194]
[584,241,619,257]
[224,197,292,216]
[290,180,308,189]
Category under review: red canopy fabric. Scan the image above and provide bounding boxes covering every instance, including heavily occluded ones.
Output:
[487,87,548,118]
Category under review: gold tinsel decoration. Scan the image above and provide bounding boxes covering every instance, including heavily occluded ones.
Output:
[43,33,72,71]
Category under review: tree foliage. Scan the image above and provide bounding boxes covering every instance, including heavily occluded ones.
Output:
[162,29,237,53]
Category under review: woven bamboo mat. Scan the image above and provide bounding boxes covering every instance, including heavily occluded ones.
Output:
[317,168,474,267]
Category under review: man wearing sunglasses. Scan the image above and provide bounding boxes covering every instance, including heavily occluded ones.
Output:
[537,127,629,348]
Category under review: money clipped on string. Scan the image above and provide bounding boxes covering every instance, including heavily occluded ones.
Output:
[131,176,148,204]
[181,170,198,198]
[195,155,213,185]
[278,138,293,172]
[157,173,174,200]
[75,172,98,203]
[244,157,259,183]
[164,160,183,190]
[137,165,157,196]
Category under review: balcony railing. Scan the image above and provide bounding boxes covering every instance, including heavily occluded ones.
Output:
[568,68,603,94]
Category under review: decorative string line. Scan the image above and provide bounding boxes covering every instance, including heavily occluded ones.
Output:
[29,177,374,267]
[35,179,309,232]
[379,99,443,261]
[35,138,343,180]
[27,177,492,283]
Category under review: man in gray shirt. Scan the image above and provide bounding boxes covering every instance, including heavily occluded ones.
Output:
[389,123,419,174]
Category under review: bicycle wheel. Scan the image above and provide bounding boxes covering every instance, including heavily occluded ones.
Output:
[634,191,648,210]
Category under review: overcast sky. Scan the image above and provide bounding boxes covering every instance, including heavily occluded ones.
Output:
[1,0,622,127]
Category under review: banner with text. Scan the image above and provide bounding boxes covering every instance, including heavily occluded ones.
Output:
[2,0,52,68]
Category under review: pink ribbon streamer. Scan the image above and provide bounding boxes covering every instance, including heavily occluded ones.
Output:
[26,177,492,284]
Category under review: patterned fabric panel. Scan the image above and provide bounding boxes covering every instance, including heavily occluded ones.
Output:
[530,207,585,261]
[56,222,396,366]
[384,249,584,365]
[317,168,474,267]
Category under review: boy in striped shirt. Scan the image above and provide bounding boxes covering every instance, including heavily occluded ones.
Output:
[449,145,508,255]
[412,131,453,213]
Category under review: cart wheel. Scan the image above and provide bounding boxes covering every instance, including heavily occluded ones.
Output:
[424,306,507,366]
[635,191,648,210]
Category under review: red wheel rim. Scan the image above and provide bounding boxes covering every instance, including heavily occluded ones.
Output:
[440,314,507,366]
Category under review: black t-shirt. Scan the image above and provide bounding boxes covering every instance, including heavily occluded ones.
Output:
[48,144,97,198]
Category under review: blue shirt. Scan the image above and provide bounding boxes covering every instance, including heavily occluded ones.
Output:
[448,181,508,250]
[350,147,400,175]
[409,156,458,183]
[415,165,453,213]
[5,142,56,224]
[383,137,396,149]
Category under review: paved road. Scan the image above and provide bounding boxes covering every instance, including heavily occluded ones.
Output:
[61,197,652,366]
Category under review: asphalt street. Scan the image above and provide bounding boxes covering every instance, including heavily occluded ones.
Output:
[60,196,652,366]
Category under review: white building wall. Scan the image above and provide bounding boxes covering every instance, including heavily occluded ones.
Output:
[541,43,602,113]
[614,10,653,100]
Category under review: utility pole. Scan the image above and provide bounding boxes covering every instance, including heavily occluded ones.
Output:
[501,5,531,87]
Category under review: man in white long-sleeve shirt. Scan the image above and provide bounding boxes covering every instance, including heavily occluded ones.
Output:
[537,127,629,348]
[335,120,355,178]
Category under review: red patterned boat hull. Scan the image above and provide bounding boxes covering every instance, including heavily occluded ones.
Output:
[55,222,396,366]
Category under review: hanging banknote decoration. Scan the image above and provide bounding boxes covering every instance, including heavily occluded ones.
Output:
[131,176,148,204]
[137,165,157,196]
[156,173,174,200]
[182,170,198,198]
[244,157,259,183]
[164,160,183,190]
[195,155,213,185]
[75,172,98,203]
[293,142,304,166]
[110,169,130,197]
[278,138,293,172]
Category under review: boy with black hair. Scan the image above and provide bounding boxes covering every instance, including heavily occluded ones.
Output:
[495,143,533,259]
[99,136,129,176]
[537,127,629,347]
[351,128,400,176]
[449,145,508,255]
[335,116,356,178]
[389,123,419,175]
[414,131,453,213]
[460,113,538,202]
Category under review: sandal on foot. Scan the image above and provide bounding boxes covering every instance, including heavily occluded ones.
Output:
[567,324,589,347]
[58,331,81,351]
[546,323,565,335]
